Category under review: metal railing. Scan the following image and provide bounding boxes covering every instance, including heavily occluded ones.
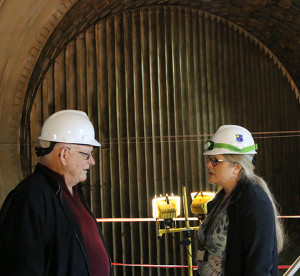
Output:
[283,256,300,276]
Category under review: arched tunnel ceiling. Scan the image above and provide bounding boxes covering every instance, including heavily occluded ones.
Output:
[26,0,300,107]
[1,0,300,202]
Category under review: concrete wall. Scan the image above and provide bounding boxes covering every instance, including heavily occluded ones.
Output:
[0,0,76,203]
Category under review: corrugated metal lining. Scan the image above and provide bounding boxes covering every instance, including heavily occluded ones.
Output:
[27,7,300,276]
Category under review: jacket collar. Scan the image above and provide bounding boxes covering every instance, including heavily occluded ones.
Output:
[228,176,250,203]
[208,176,250,210]
[35,163,85,197]
[35,163,64,195]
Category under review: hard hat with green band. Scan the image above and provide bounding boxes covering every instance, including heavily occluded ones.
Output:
[205,141,258,153]
[203,125,257,156]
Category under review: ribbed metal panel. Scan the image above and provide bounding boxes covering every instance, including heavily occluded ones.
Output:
[27,6,300,276]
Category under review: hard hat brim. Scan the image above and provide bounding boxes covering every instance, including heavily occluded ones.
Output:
[39,137,101,147]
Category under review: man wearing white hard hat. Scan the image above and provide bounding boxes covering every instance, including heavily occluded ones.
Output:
[0,110,112,276]
[197,125,285,276]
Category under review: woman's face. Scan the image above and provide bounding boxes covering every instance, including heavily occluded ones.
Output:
[206,155,237,188]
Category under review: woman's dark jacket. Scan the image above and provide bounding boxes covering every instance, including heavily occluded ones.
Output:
[0,163,112,276]
[207,177,278,276]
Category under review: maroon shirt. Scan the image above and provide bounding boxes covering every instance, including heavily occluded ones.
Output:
[62,183,110,276]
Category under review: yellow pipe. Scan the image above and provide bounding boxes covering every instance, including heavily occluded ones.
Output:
[182,185,193,276]
[158,226,199,236]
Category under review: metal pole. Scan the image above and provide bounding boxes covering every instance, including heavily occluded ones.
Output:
[283,256,300,276]
[182,185,193,276]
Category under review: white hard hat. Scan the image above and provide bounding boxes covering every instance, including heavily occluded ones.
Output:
[39,110,101,146]
[203,125,257,155]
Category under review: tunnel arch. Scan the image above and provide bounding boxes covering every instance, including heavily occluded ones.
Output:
[20,5,300,274]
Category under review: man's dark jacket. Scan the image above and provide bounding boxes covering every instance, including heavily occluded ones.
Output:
[207,176,278,276]
[0,163,113,276]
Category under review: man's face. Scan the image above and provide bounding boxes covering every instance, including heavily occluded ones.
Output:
[63,144,95,186]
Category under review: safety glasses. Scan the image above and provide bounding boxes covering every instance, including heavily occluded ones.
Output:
[206,156,233,167]
[66,147,93,160]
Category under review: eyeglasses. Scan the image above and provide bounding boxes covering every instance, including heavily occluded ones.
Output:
[206,156,233,167]
[66,147,93,160]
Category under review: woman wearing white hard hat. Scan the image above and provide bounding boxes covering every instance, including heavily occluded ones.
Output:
[197,125,285,276]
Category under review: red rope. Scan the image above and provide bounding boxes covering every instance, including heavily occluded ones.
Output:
[103,217,297,271]
[97,216,300,222]
[112,263,290,270]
